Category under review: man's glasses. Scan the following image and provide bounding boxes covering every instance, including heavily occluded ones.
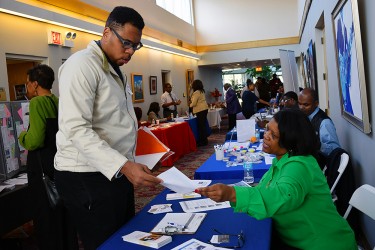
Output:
[110,27,143,51]
[210,229,245,249]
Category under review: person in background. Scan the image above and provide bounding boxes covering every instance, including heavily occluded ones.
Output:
[255,77,270,110]
[275,84,284,106]
[280,91,299,110]
[161,83,181,118]
[242,80,270,119]
[196,109,356,250]
[55,7,162,249]
[19,64,78,250]
[147,102,167,123]
[134,107,142,128]
[269,73,283,98]
[189,79,209,146]
[298,88,340,167]
[224,83,241,131]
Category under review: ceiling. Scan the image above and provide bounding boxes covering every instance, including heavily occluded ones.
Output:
[200,58,281,70]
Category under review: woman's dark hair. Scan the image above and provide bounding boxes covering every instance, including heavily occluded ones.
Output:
[147,102,160,115]
[191,79,205,93]
[106,6,145,30]
[273,109,320,158]
[134,107,142,121]
[27,64,55,90]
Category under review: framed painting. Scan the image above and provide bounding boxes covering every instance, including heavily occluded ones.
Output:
[332,0,371,133]
[306,40,318,93]
[14,84,26,100]
[149,76,157,95]
[131,73,144,103]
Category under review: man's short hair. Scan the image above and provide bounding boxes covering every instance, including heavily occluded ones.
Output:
[106,6,144,30]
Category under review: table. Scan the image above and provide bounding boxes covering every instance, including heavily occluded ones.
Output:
[194,151,271,180]
[98,179,271,250]
[0,184,32,236]
[207,108,223,128]
[150,122,196,166]
[185,117,211,142]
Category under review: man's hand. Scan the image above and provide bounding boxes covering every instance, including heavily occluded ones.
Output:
[120,161,162,188]
[195,184,236,203]
[176,100,182,105]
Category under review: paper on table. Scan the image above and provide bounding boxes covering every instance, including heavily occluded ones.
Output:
[236,118,256,142]
[157,167,211,194]
[179,198,230,213]
[151,213,206,235]
[135,127,174,170]
[264,155,275,165]
[171,238,228,250]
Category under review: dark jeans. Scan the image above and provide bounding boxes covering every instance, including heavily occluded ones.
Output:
[163,109,177,119]
[228,113,237,131]
[55,171,135,250]
[196,109,208,146]
[27,151,78,250]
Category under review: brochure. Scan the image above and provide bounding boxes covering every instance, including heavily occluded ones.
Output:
[135,127,174,169]
[122,231,172,249]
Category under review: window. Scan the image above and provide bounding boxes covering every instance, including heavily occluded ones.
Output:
[156,0,193,25]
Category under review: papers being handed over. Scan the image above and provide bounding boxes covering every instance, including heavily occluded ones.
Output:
[151,213,206,235]
[135,127,174,170]
[157,167,211,194]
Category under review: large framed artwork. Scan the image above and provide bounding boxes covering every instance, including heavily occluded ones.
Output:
[131,73,144,103]
[332,0,371,133]
[306,40,318,93]
[149,76,157,95]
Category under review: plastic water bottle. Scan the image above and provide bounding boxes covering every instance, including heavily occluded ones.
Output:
[243,161,254,184]
[255,129,260,142]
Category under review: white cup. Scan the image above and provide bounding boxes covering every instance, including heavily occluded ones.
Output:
[156,120,160,125]
[215,149,224,161]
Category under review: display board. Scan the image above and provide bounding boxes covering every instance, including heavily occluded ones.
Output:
[0,102,20,182]
[10,101,30,169]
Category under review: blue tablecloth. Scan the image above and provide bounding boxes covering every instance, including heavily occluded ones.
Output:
[194,152,271,180]
[98,179,271,250]
[185,117,212,141]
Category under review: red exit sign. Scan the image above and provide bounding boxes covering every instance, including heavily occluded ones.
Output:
[48,31,62,45]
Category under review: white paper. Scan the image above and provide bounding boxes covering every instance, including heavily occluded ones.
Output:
[151,213,206,234]
[236,118,256,142]
[179,198,230,213]
[157,167,210,194]
[265,155,275,165]
[171,238,228,250]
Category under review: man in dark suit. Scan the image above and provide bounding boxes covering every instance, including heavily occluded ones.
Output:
[224,83,241,131]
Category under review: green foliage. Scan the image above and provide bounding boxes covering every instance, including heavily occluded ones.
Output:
[245,65,281,81]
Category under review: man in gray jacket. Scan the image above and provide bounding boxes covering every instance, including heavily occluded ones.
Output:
[55,6,161,250]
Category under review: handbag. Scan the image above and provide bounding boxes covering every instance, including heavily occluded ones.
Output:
[41,166,62,208]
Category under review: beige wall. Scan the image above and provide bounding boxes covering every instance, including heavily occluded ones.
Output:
[0,13,199,120]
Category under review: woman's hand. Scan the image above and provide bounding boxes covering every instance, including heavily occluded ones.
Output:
[195,184,236,203]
